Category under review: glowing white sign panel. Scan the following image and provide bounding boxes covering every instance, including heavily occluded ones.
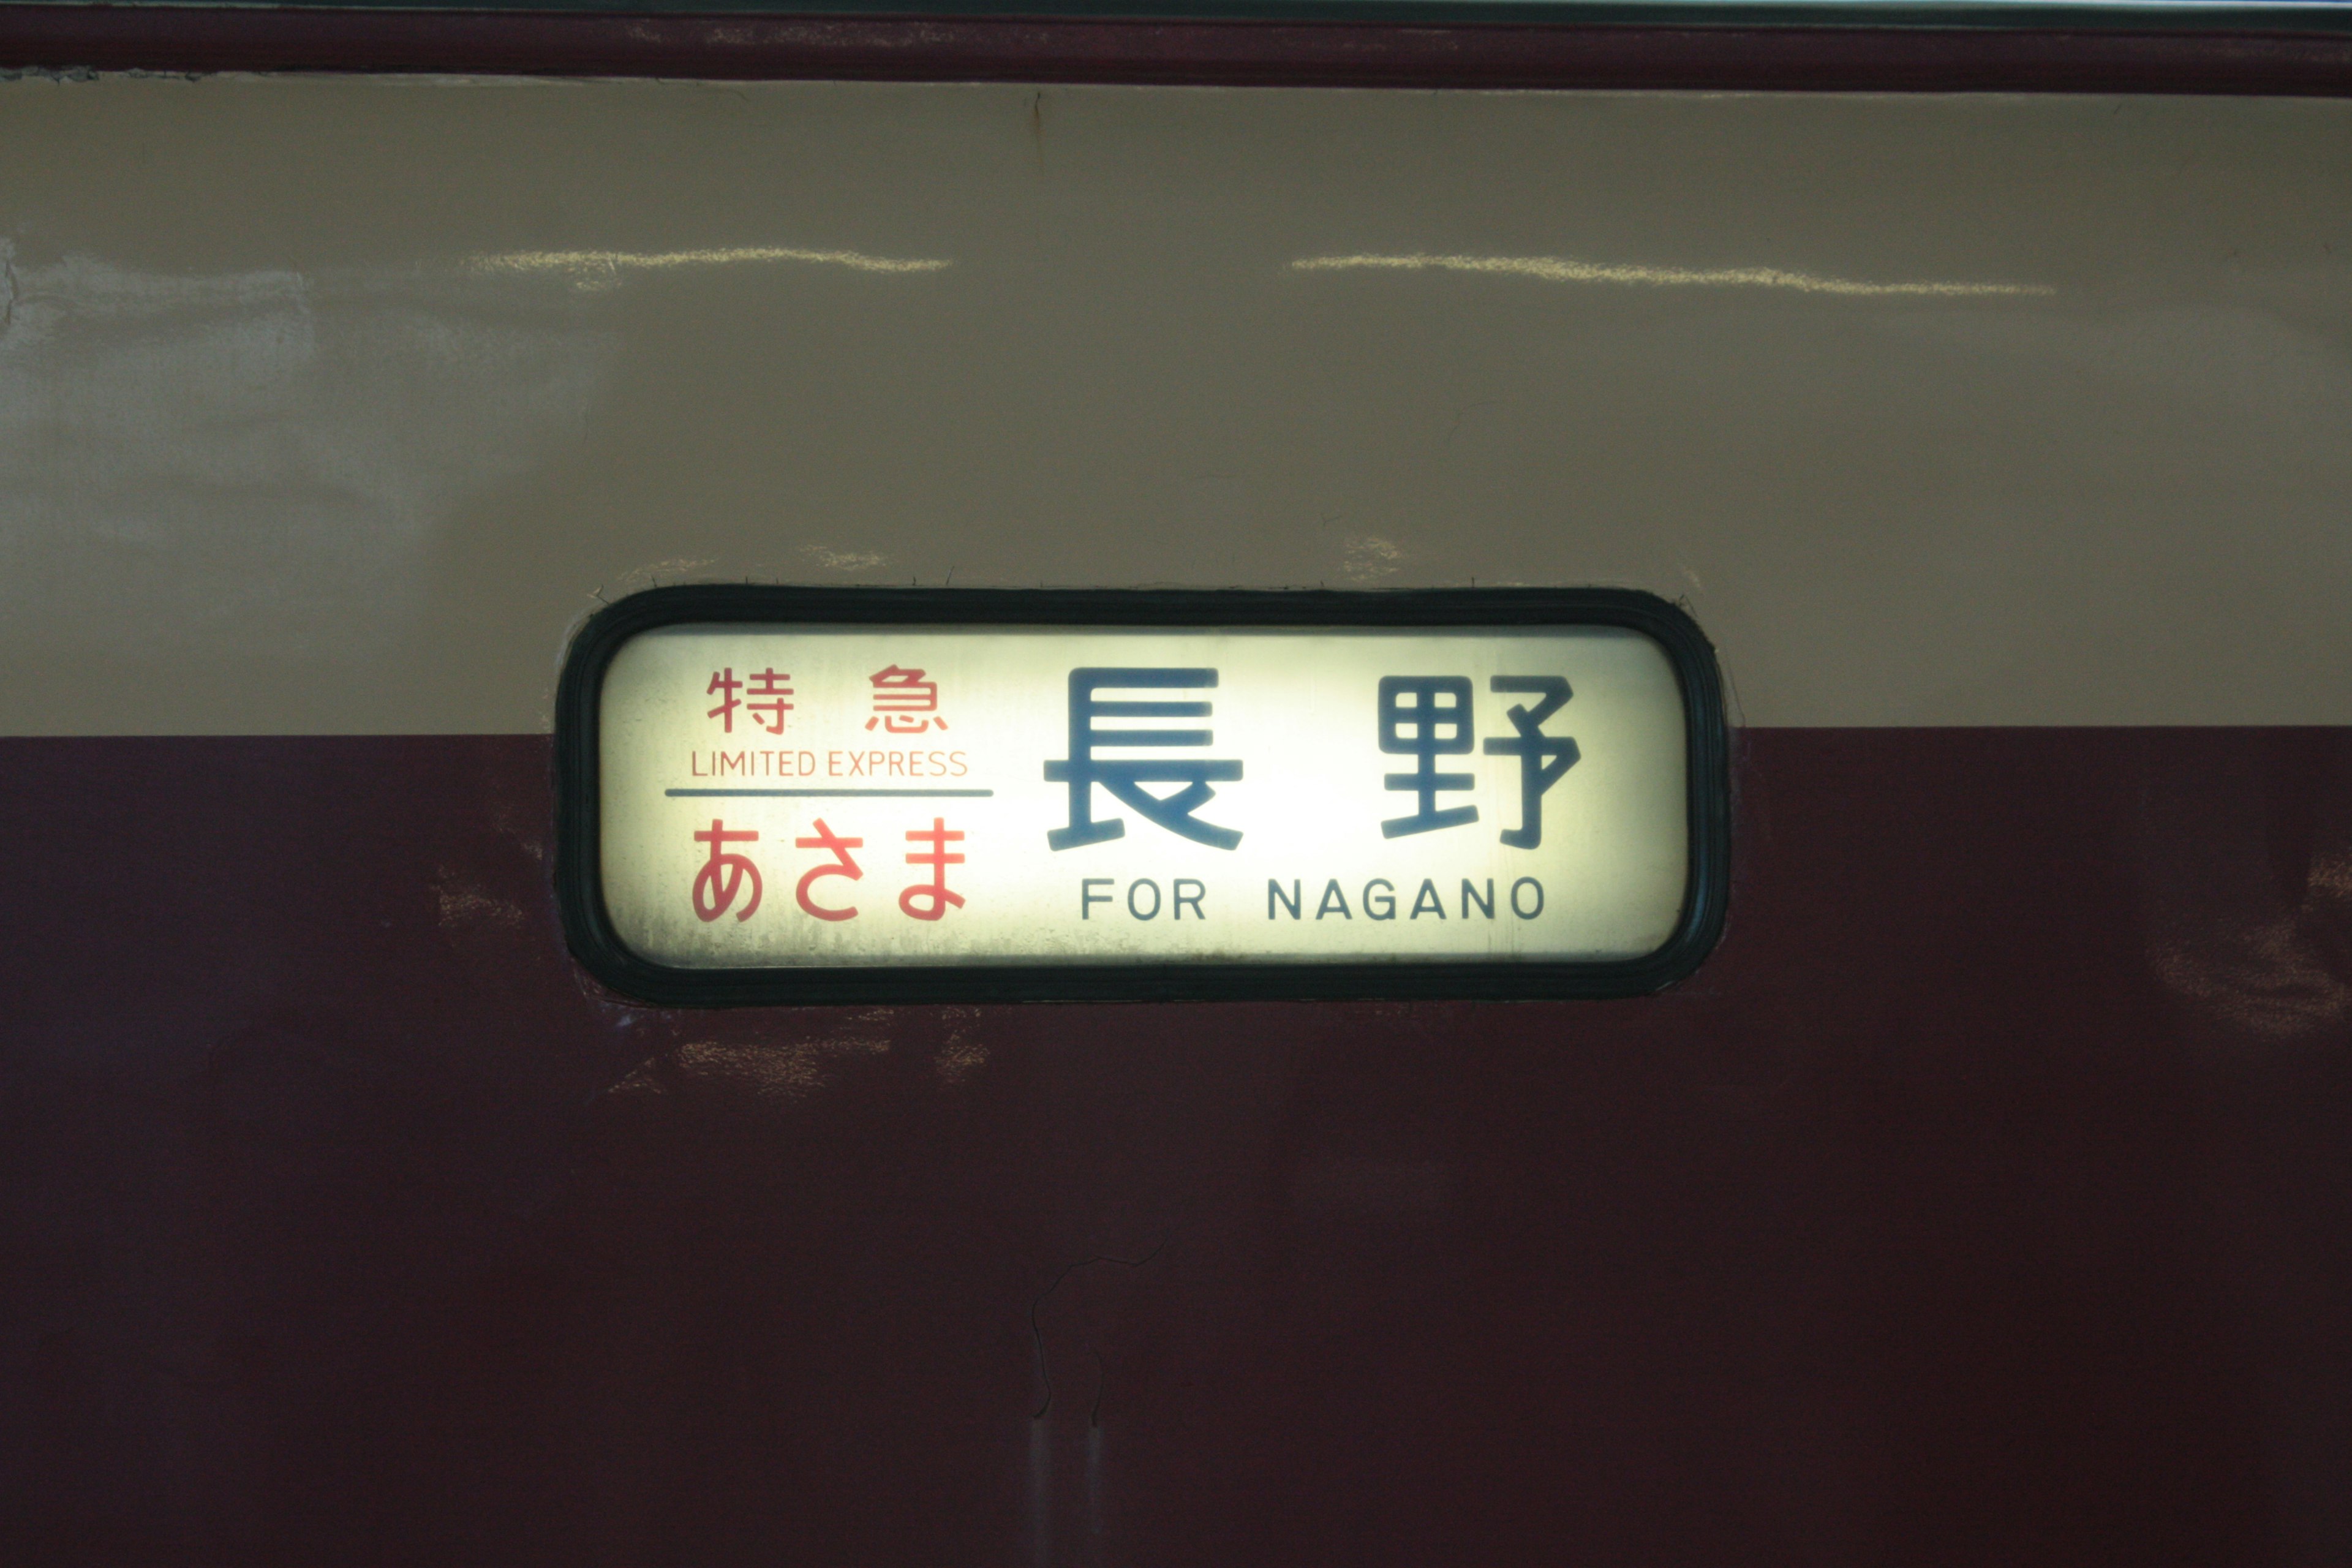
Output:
[559,590,1726,1002]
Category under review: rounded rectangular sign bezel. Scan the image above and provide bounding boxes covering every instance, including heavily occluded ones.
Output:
[555,586,1728,1005]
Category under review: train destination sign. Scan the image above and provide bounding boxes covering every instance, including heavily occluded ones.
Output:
[556,588,1728,1004]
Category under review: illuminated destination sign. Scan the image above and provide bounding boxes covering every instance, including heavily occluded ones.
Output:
[556,588,1727,1003]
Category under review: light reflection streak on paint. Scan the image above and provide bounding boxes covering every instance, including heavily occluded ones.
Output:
[1291,253,2054,298]
[466,245,953,282]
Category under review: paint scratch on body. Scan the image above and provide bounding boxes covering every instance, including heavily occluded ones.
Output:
[467,244,953,288]
[1292,252,2054,298]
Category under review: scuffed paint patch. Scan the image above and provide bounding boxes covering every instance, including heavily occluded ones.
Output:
[803,543,890,572]
[1340,534,1403,583]
[0,247,614,679]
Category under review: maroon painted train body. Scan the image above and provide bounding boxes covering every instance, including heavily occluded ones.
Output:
[2,10,2349,1564]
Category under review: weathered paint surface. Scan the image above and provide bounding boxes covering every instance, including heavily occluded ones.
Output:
[6,730,2348,1561]
[0,79,2349,730]
[2,74,2350,1566]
